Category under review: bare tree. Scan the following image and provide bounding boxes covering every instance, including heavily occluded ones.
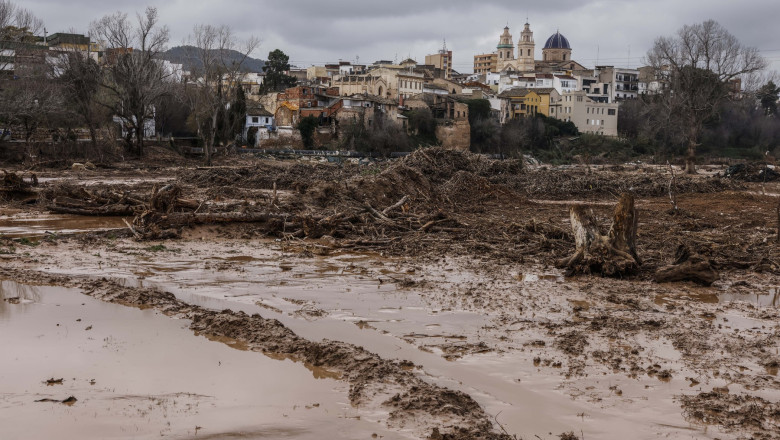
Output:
[646,20,766,173]
[0,63,63,154]
[91,7,171,156]
[184,24,259,165]
[55,52,107,152]
[0,0,44,73]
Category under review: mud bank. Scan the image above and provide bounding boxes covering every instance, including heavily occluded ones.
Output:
[4,150,780,439]
[0,269,512,440]
[0,280,402,440]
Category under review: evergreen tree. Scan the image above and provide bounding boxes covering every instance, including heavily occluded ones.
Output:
[757,80,780,116]
[262,49,297,93]
[297,115,318,148]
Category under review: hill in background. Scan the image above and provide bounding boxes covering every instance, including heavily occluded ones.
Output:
[160,46,266,73]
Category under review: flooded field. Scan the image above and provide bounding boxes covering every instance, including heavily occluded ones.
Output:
[0,280,405,440]
[0,212,127,238]
[2,150,780,439]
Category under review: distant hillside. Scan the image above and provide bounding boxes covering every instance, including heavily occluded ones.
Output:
[160,45,265,73]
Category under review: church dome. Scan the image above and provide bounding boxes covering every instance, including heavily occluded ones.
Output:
[543,32,570,49]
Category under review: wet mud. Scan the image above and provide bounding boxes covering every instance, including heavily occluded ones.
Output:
[2,151,780,439]
[0,280,403,440]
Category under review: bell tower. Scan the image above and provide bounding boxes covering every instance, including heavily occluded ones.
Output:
[517,21,535,72]
[496,26,515,70]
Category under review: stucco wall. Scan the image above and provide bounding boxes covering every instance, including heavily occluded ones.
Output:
[435,120,470,151]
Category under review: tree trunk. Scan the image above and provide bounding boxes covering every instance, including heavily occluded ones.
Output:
[135,118,144,157]
[685,126,699,174]
[684,141,697,174]
[206,111,218,166]
[88,124,98,154]
[557,193,641,276]
[654,245,718,286]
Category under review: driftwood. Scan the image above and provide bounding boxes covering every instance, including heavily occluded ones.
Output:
[1,170,38,199]
[654,245,718,286]
[557,193,640,276]
[49,203,136,216]
[46,184,197,217]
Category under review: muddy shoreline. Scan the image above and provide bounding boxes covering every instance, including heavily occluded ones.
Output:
[2,150,780,439]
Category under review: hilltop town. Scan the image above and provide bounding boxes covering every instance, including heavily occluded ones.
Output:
[2,8,775,168]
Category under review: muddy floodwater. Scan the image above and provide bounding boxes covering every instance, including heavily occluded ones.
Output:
[0,212,127,238]
[3,153,780,439]
[0,280,405,440]
[8,237,772,439]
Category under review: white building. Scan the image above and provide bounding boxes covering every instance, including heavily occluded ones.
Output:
[551,90,619,137]
[243,105,274,146]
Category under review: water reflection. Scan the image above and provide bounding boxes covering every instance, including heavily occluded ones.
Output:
[0,280,41,318]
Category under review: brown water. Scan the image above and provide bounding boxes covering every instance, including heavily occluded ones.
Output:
[656,286,780,308]
[14,242,733,439]
[0,213,127,238]
[0,280,406,440]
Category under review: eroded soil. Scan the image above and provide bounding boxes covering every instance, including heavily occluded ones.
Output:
[2,150,779,439]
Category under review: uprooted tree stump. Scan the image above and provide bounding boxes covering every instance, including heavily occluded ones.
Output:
[1,170,38,201]
[654,244,718,286]
[557,193,641,277]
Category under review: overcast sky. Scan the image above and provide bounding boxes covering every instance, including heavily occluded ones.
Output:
[22,0,780,74]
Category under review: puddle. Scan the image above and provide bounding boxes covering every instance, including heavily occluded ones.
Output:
[719,287,780,308]
[0,214,127,238]
[519,273,564,283]
[0,280,405,440]
[656,288,780,308]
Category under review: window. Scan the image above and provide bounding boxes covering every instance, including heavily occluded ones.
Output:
[601,120,605,126]
[252,117,258,123]
[608,109,615,116]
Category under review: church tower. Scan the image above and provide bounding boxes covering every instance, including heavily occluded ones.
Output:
[517,22,535,72]
[496,26,515,71]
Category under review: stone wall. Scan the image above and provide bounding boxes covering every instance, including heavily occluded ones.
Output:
[435,120,470,151]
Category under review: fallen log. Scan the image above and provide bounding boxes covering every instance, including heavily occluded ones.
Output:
[654,245,718,286]
[557,193,640,276]
[48,204,136,216]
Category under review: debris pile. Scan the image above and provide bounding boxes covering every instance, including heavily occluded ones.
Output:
[513,169,743,199]
[723,163,780,182]
[1,170,37,201]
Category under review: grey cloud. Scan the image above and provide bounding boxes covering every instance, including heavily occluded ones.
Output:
[20,0,780,72]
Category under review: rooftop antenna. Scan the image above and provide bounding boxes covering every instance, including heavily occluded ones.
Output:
[394,53,397,64]
[627,45,631,68]
[596,44,599,67]
[355,55,359,65]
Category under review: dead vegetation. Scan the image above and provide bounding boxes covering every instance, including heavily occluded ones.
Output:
[680,391,780,438]
[1,170,37,201]
[5,149,780,439]
[24,148,778,279]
